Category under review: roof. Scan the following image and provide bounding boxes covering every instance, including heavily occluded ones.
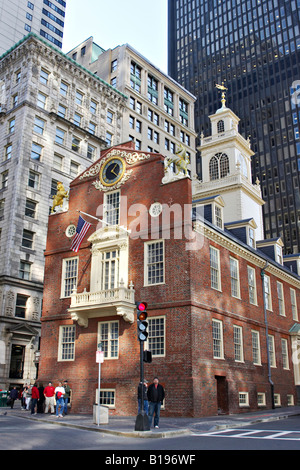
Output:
[0,33,127,100]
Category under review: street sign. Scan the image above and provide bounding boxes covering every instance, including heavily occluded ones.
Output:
[96,350,104,363]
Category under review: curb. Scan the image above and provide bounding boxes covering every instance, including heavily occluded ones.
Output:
[5,412,190,439]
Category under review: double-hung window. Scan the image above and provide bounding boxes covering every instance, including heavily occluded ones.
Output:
[277,281,285,316]
[145,240,164,286]
[58,325,76,361]
[104,191,120,226]
[98,321,119,359]
[212,319,224,359]
[233,325,244,362]
[252,330,261,365]
[210,246,221,290]
[100,250,119,290]
[147,317,165,357]
[61,257,78,298]
[230,257,240,298]
[247,266,257,304]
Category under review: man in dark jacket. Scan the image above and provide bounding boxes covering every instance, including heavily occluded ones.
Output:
[147,377,165,428]
[8,387,18,409]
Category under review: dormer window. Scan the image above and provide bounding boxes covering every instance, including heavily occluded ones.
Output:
[214,204,223,229]
[217,120,224,133]
[276,244,283,265]
[248,227,255,248]
[209,153,229,180]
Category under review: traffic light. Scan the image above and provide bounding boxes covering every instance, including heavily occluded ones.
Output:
[136,302,148,342]
[143,350,152,363]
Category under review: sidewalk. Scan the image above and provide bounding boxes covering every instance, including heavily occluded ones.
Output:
[2,406,300,439]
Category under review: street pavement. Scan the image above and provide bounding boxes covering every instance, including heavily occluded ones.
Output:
[1,405,300,439]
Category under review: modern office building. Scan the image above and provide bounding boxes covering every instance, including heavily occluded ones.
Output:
[0,0,66,55]
[168,0,300,255]
[67,37,197,177]
[0,33,126,391]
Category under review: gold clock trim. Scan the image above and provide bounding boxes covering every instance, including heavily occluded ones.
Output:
[99,156,126,187]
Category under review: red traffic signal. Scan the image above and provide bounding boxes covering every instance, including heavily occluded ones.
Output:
[136,302,148,342]
[136,302,147,311]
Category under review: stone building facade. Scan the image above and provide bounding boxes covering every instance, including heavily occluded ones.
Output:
[67,37,198,179]
[0,33,126,390]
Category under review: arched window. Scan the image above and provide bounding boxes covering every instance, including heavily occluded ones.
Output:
[209,155,219,180]
[217,120,225,133]
[209,153,230,180]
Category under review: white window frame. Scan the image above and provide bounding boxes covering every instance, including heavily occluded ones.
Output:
[146,316,165,357]
[97,320,119,360]
[95,388,115,408]
[233,325,244,362]
[274,394,281,407]
[281,338,289,370]
[210,246,221,291]
[230,257,240,298]
[58,325,76,361]
[251,330,261,365]
[290,288,298,321]
[247,266,257,305]
[239,392,249,407]
[257,392,266,407]
[264,274,272,311]
[104,190,120,226]
[212,319,224,359]
[100,249,120,290]
[268,334,276,368]
[277,281,285,316]
[144,240,165,286]
[61,257,78,298]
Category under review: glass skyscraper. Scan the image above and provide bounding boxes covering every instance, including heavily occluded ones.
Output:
[168,0,300,254]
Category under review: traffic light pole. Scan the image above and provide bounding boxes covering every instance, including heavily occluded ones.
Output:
[135,339,150,431]
[135,302,150,431]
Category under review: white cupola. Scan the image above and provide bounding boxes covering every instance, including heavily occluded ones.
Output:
[193,84,265,240]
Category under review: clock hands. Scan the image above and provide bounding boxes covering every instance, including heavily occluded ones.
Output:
[111,164,118,176]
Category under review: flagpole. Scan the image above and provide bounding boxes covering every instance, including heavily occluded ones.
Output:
[77,210,131,234]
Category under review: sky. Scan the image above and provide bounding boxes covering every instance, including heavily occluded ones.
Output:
[62,0,168,73]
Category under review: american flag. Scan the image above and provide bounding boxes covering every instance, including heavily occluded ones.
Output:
[71,215,91,252]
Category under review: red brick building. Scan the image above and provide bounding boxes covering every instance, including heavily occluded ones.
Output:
[38,130,300,417]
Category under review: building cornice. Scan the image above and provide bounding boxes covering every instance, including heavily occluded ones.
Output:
[0,33,127,101]
[194,221,300,288]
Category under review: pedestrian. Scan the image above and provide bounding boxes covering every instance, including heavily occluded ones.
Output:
[8,387,18,409]
[44,381,55,414]
[147,377,165,428]
[31,383,40,415]
[25,384,32,410]
[37,383,45,413]
[63,380,71,415]
[55,381,65,418]
[137,379,149,415]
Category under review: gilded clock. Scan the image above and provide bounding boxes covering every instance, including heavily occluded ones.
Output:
[99,157,125,187]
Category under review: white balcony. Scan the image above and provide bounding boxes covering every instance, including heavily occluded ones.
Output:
[68,280,135,328]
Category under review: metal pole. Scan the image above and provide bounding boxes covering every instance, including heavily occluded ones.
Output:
[261,264,275,409]
[140,340,144,413]
[97,343,102,426]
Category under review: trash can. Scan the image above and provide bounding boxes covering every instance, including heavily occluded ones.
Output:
[0,391,8,407]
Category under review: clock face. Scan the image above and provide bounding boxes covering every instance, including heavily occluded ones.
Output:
[100,157,125,187]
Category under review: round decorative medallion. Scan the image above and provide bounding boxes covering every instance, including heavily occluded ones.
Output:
[65,224,76,238]
[149,202,163,218]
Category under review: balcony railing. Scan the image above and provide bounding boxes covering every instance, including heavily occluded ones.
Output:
[68,281,135,328]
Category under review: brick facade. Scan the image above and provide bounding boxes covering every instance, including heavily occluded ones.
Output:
[38,142,300,417]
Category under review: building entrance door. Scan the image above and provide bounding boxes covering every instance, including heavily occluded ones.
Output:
[215,375,229,414]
